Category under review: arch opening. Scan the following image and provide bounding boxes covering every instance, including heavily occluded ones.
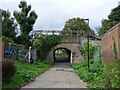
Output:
[53,48,72,63]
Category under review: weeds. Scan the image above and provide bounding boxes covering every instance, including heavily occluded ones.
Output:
[72,60,120,88]
[2,60,52,88]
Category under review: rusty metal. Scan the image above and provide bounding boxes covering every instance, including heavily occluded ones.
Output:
[32,30,85,34]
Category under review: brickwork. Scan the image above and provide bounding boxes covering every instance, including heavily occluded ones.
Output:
[46,43,84,63]
[0,42,4,61]
[101,23,120,64]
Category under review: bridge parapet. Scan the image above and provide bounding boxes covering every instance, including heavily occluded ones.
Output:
[61,35,80,44]
[32,30,86,34]
[32,30,88,44]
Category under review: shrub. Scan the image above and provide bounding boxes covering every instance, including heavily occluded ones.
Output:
[72,60,104,88]
[103,60,120,88]
[2,60,52,88]
[80,41,97,60]
[2,59,16,83]
[72,60,120,88]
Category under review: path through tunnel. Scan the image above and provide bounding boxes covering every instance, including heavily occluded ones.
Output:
[53,48,71,63]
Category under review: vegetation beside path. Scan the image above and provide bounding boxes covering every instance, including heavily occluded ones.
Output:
[72,60,120,88]
[2,61,52,89]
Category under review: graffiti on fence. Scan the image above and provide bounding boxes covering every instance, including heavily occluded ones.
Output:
[4,50,17,55]
[3,42,37,61]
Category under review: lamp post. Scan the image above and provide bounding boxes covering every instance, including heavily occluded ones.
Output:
[85,18,90,72]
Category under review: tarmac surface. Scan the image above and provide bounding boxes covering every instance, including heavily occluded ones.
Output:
[22,63,87,88]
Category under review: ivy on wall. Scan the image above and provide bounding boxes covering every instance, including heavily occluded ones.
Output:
[33,35,61,61]
[80,41,97,60]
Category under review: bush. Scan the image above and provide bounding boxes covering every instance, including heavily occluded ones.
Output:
[2,59,16,83]
[103,60,120,88]
[72,60,120,88]
[2,60,52,88]
[80,41,97,60]
[72,60,104,88]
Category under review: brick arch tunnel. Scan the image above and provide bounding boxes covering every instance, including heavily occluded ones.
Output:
[45,43,84,63]
[53,47,72,63]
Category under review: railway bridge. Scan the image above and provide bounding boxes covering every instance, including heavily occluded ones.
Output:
[32,30,95,63]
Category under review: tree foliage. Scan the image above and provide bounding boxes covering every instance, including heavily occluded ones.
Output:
[14,34,32,48]
[108,5,120,22]
[80,41,97,60]
[1,9,17,40]
[63,17,95,34]
[14,1,37,35]
[33,35,61,60]
[13,1,37,47]
[97,5,120,36]
[2,36,14,44]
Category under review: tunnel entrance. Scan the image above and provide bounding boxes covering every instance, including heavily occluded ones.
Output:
[53,48,71,63]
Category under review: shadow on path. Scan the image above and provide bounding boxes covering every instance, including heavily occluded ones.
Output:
[53,62,71,68]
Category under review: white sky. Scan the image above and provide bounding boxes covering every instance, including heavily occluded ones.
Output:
[0,0,119,30]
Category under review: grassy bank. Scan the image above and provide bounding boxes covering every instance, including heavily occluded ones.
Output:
[72,60,120,88]
[2,60,52,88]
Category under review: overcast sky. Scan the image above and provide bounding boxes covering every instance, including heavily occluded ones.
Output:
[0,0,119,31]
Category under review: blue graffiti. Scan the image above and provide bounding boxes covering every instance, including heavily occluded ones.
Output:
[4,50,17,55]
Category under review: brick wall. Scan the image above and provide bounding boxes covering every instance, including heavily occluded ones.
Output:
[0,42,4,61]
[101,23,120,64]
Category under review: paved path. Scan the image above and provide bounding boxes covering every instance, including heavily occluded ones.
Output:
[55,56,69,62]
[22,63,87,88]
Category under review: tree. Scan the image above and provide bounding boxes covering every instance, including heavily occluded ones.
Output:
[98,5,120,36]
[1,9,17,40]
[13,1,37,47]
[63,17,94,33]
[108,5,120,22]
[14,1,37,35]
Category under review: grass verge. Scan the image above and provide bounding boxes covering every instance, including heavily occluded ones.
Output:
[2,60,52,89]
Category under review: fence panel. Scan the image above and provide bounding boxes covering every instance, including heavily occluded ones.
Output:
[18,46,28,61]
[4,42,28,61]
[4,42,18,60]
